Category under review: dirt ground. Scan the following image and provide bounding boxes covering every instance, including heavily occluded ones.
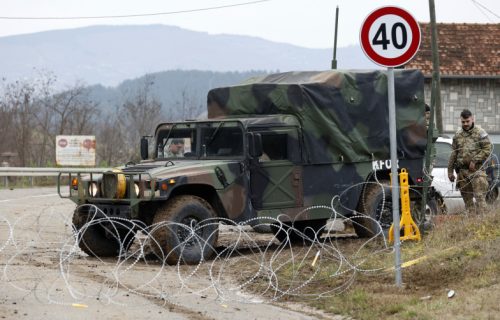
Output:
[0,187,345,320]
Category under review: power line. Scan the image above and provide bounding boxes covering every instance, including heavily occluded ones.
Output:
[471,0,500,21]
[0,0,271,20]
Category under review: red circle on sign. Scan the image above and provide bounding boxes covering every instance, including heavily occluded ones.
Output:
[360,6,421,67]
[58,139,68,148]
[83,139,92,149]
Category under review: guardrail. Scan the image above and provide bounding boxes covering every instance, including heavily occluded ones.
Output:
[0,167,110,188]
[0,167,110,177]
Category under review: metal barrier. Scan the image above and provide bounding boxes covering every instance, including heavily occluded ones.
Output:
[0,167,109,188]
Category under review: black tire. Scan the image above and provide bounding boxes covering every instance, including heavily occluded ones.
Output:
[412,198,441,226]
[72,207,135,257]
[353,181,393,238]
[150,195,218,265]
[271,219,326,244]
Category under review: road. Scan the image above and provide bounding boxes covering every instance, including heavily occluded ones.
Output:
[0,187,340,320]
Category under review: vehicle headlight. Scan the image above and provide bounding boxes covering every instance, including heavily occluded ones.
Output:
[88,182,99,197]
[134,182,140,197]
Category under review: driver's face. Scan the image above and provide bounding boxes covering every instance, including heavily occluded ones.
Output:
[169,141,184,154]
[461,116,474,131]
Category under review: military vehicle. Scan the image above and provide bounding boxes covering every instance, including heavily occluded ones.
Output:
[59,69,430,264]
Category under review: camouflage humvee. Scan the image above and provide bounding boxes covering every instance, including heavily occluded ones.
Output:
[60,69,430,264]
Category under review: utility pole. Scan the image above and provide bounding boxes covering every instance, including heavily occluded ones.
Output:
[429,0,443,133]
[331,6,339,69]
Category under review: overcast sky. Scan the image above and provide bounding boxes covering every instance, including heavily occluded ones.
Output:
[1,0,498,48]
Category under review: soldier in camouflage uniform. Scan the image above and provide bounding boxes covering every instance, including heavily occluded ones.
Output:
[165,138,185,158]
[448,109,492,214]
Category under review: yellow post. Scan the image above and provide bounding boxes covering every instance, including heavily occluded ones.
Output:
[389,168,421,242]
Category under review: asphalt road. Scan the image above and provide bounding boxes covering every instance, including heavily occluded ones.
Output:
[0,187,339,320]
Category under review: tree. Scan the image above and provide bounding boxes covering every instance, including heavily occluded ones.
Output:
[34,79,100,166]
[118,74,164,161]
[1,79,40,166]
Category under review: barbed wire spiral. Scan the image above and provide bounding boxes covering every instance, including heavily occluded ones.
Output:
[0,143,498,308]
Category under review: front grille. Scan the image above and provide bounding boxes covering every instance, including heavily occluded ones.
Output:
[97,204,132,219]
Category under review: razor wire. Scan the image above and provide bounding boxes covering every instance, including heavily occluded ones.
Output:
[0,182,397,308]
[0,157,498,308]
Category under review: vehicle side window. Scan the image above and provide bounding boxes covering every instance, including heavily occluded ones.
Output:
[261,133,288,160]
[434,142,452,168]
[256,129,300,163]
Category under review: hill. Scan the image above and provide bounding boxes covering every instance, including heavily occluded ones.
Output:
[0,24,377,86]
[86,69,268,118]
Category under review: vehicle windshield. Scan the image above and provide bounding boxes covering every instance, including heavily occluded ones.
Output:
[156,121,244,159]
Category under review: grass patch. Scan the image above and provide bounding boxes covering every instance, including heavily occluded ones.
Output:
[233,210,500,319]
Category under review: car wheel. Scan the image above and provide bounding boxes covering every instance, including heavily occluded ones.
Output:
[150,195,218,265]
[72,206,135,257]
[353,181,393,238]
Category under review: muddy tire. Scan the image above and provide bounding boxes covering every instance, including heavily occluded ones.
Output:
[353,181,393,238]
[271,219,326,244]
[412,198,441,226]
[150,195,218,265]
[72,207,135,257]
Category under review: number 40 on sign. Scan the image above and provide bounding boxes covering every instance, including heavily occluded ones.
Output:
[360,6,421,67]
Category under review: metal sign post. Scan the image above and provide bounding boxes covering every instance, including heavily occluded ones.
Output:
[387,66,402,285]
[360,6,421,287]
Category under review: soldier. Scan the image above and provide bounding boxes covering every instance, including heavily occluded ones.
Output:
[448,109,492,214]
[165,139,185,158]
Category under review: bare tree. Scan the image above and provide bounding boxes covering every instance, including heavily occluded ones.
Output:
[1,79,40,166]
[0,82,15,157]
[118,74,164,161]
[173,87,204,121]
[32,80,100,165]
[96,106,127,166]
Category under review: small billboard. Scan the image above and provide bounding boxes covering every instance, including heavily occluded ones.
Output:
[56,135,96,166]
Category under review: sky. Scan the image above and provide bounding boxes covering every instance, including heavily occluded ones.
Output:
[1,0,499,48]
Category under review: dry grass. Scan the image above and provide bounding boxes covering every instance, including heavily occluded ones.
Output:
[233,210,500,319]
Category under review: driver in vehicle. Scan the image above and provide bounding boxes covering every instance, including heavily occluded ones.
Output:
[166,139,185,158]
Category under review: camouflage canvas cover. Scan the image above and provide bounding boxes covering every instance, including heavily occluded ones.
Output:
[207,70,426,164]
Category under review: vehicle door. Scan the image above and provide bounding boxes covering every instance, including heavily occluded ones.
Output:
[249,128,303,209]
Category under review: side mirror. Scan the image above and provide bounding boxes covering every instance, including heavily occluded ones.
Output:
[140,137,149,160]
[247,132,263,158]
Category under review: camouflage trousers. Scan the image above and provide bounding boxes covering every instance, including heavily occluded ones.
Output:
[457,169,489,214]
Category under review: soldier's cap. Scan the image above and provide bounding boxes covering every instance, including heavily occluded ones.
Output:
[171,138,184,145]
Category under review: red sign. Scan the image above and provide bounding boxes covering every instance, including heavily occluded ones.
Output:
[360,6,421,67]
[58,139,68,148]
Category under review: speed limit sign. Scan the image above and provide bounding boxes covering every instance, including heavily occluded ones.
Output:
[360,6,421,67]
[360,6,422,286]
